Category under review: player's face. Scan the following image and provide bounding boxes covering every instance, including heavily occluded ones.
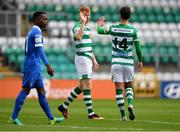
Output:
[83,10,90,23]
[38,14,48,29]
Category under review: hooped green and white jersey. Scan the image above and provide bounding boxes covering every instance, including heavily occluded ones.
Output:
[105,24,140,67]
[72,21,93,60]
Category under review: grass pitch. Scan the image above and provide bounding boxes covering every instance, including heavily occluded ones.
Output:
[0,98,180,131]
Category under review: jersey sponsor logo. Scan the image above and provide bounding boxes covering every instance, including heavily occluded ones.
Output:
[160,81,180,99]
[112,52,128,57]
[112,28,133,33]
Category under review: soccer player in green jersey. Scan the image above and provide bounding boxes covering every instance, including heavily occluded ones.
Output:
[58,5,104,120]
[97,6,143,121]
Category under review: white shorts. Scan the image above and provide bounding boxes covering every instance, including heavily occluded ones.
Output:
[111,64,134,82]
[75,55,92,79]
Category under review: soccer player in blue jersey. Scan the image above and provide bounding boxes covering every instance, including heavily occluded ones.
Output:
[8,11,64,125]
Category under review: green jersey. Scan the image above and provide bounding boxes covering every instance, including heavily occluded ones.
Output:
[97,24,142,67]
[72,21,93,60]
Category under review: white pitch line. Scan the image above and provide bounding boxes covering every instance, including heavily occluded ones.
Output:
[136,120,180,126]
[7,124,144,131]
[107,119,180,126]
[5,116,180,126]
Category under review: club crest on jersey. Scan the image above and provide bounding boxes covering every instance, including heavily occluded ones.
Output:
[35,37,42,43]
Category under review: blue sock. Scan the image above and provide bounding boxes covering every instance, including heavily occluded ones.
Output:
[12,90,28,119]
[38,93,54,120]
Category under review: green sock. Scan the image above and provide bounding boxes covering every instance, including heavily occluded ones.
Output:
[116,89,125,118]
[125,87,134,107]
[62,87,82,109]
[83,89,94,116]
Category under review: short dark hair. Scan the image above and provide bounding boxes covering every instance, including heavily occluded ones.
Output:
[32,11,46,21]
[120,6,131,20]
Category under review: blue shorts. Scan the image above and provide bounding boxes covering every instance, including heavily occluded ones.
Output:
[22,71,44,89]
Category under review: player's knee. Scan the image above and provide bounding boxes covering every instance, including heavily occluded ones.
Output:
[81,84,86,89]
[115,82,123,89]
[78,86,83,91]
[81,81,91,89]
[79,79,91,89]
[124,82,133,88]
[85,79,91,88]
[79,80,83,90]
[86,81,91,88]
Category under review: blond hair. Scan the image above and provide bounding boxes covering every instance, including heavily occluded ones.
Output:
[79,5,91,12]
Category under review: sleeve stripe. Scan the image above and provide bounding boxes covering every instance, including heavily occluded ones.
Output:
[35,44,43,47]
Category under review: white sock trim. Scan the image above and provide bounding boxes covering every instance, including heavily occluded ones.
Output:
[62,104,68,109]
[88,112,95,116]
[116,95,123,98]
[117,100,124,104]
[72,90,78,97]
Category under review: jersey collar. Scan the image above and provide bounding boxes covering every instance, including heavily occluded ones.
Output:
[33,25,42,32]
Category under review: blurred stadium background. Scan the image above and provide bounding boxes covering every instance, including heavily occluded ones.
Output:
[0,0,180,131]
[0,0,180,99]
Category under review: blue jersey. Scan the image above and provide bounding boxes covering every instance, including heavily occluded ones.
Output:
[23,25,45,73]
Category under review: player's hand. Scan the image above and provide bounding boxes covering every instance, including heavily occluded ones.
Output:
[97,16,105,26]
[93,59,99,70]
[46,64,55,76]
[80,11,88,24]
[137,62,143,72]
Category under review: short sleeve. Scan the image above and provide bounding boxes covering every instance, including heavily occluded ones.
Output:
[33,27,43,47]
